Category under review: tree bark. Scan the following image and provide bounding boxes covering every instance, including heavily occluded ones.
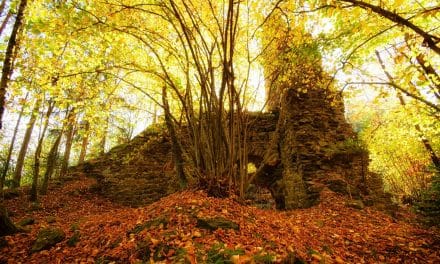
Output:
[40,129,63,195]
[0,204,18,237]
[1,92,28,193]
[415,54,440,96]
[30,102,54,201]
[77,121,90,164]
[60,109,76,178]
[0,11,11,36]
[341,0,440,56]
[376,51,440,171]
[99,117,108,155]
[162,86,187,188]
[0,0,28,129]
[12,98,40,188]
[0,0,7,15]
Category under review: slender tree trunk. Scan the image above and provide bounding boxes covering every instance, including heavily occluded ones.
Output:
[0,11,11,36]
[99,117,108,155]
[77,121,90,164]
[342,0,440,55]
[12,98,40,188]
[376,51,440,171]
[30,102,54,201]
[60,109,76,178]
[0,0,28,129]
[40,129,63,195]
[0,204,18,237]
[162,86,187,188]
[0,0,7,15]
[1,92,29,193]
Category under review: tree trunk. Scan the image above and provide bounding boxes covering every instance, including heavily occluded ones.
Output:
[162,86,187,188]
[341,0,440,55]
[60,109,76,178]
[0,11,11,36]
[0,0,28,129]
[12,98,40,188]
[40,129,63,195]
[77,121,90,164]
[1,92,29,193]
[0,0,7,15]
[99,117,108,155]
[376,51,440,172]
[30,102,54,201]
[0,204,18,237]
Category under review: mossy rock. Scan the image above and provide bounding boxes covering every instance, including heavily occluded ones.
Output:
[127,216,169,235]
[18,217,35,226]
[67,231,81,247]
[326,179,349,195]
[196,217,239,231]
[31,227,65,252]
[345,200,364,210]
[46,216,57,223]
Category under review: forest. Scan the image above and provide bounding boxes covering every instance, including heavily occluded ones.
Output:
[0,0,439,263]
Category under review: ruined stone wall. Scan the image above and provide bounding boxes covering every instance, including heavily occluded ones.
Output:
[253,83,376,209]
[74,106,378,208]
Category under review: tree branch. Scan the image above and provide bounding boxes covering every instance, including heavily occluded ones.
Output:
[341,0,440,55]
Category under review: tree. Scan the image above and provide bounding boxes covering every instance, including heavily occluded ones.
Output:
[30,100,54,201]
[60,108,76,178]
[0,0,28,128]
[12,97,40,188]
[1,92,28,193]
[0,204,18,236]
[40,128,63,195]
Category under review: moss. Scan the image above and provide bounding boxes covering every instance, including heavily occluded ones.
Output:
[18,217,35,227]
[67,231,80,247]
[196,217,239,231]
[31,227,65,252]
[206,243,245,264]
[324,138,367,157]
[253,252,275,263]
[127,216,169,235]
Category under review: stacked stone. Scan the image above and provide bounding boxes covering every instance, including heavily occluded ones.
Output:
[77,131,178,207]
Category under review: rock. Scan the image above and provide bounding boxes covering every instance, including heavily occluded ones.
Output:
[46,216,56,223]
[67,231,80,247]
[196,217,239,231]
[346,200,364,210]
[18,217,35,226]
[3,189,20,200]
[326,179,348,195]
[31,227,65,252]
[127,216,169,235]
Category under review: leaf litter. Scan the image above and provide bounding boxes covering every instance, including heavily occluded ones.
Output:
[1,176,439,263]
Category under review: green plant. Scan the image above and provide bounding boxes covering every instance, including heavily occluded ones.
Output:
[207,243,245,264]
[415,170,440,225]
[253,252,275,263]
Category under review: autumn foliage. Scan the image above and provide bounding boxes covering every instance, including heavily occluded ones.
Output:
[1,176,439,263]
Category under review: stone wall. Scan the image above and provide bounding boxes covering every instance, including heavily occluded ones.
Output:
[74,107,381,208]
[253,85,378,209]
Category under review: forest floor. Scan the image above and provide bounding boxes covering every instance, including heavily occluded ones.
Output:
[1,176,440,264]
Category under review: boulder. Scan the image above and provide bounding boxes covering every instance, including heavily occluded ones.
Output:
[31,227,65,252]
[196,217,239,231]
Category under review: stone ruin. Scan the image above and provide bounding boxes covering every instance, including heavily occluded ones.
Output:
[73,88,389,209]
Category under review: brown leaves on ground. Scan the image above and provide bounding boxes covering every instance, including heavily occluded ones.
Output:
[1,177,439,263]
